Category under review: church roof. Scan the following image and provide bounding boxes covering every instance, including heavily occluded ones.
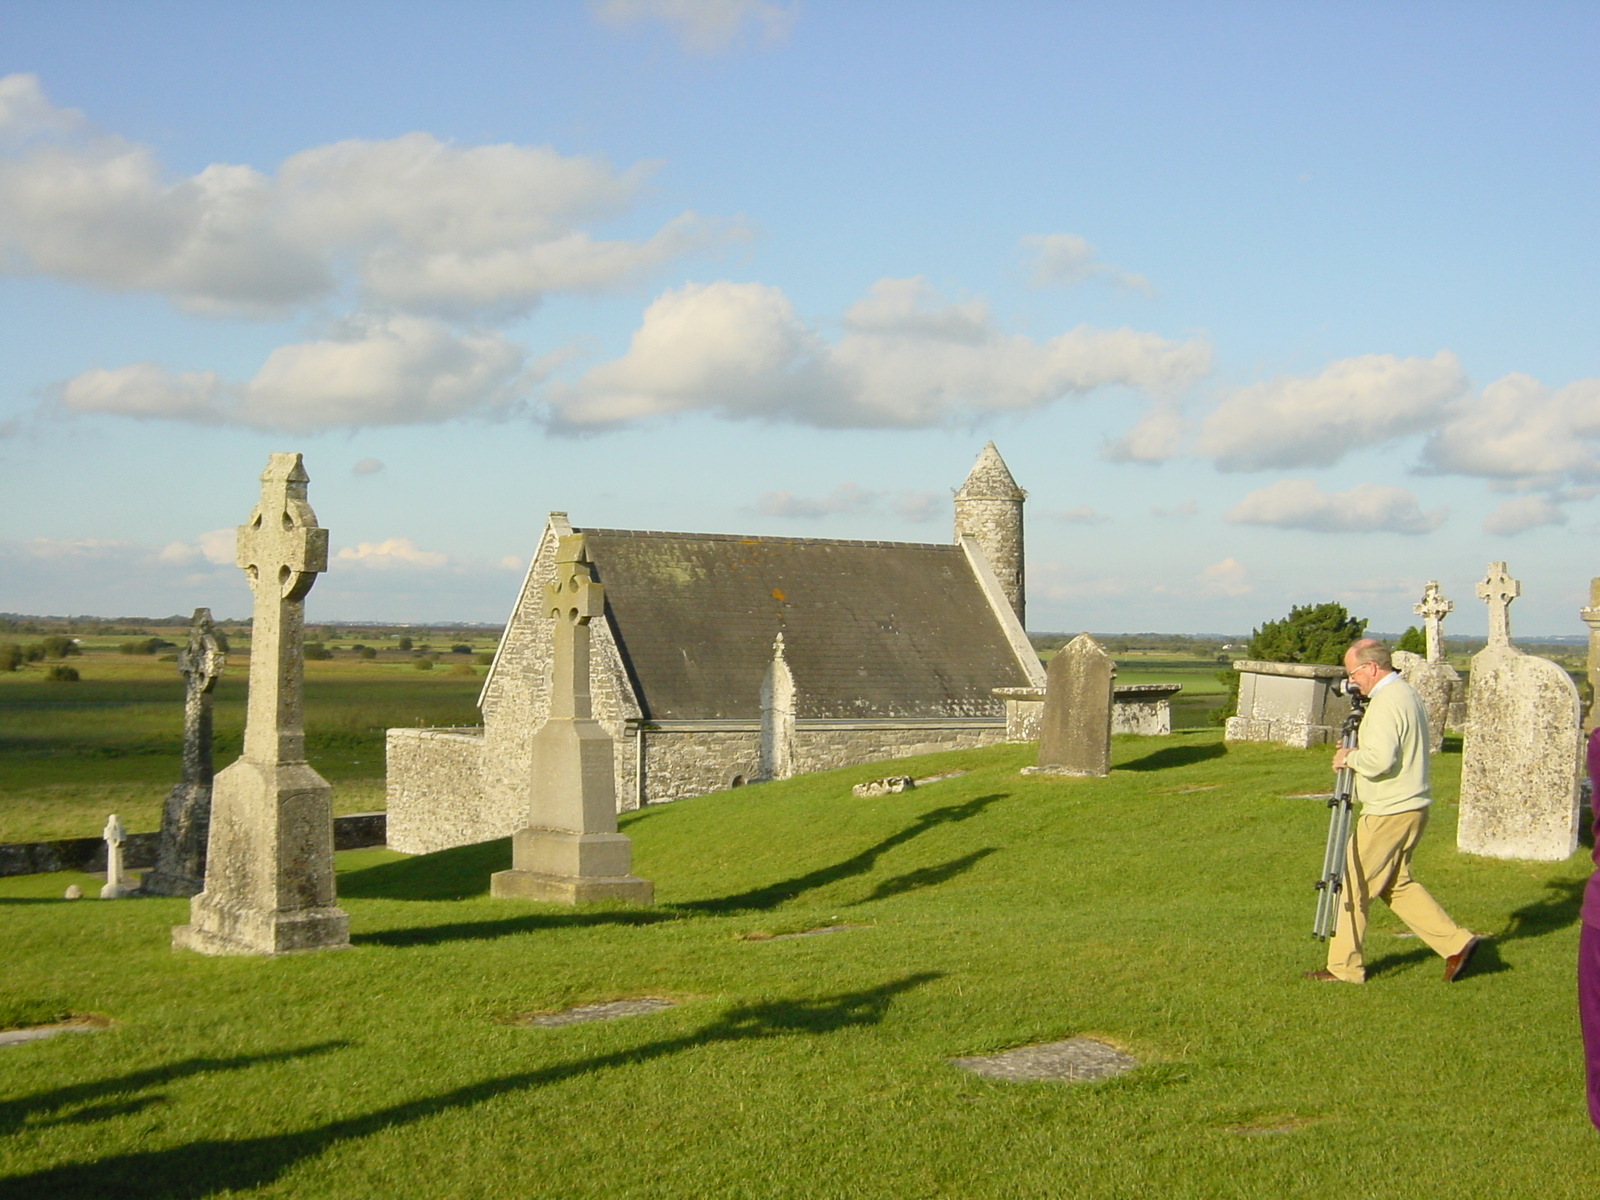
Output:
[578,528,1032,721]
[954,441,1025,501]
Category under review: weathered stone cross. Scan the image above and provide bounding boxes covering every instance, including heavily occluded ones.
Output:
[1476,561,1521,649]
[544,534,604,722]
[142,608,226,896]
[237,454,328,762]
[1413,581,1453,664]
[100,813,130,899]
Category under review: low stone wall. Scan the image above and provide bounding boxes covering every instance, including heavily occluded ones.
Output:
[386,727,491,855]
[996,686,1181,741]
[0,813,388,878]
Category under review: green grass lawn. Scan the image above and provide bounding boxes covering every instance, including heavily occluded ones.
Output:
[0,656,482,842]
[1,731,1594,1198]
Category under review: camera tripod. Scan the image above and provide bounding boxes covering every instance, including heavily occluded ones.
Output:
[1312,685,1370,942]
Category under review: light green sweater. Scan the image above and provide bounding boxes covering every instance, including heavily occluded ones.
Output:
[1346,673,1431,816]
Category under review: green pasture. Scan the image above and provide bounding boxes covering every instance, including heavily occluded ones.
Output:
[0,656,481,843]
[1,731,1594,1198]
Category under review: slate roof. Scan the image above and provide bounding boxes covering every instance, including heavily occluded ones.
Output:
[578,528,1031,721]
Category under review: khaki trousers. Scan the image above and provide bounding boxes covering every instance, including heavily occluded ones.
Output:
[1326,808,1473,982]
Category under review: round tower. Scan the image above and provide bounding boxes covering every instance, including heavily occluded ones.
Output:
[954,441,1027,626]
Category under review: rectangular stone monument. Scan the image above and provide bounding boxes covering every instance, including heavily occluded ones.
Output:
[491,534,653,904]
[1459,562,1582,861]
[1027,633,1114,777]
[173,453,350,955]
[1224,660,1349,747]
[141,608,226,897]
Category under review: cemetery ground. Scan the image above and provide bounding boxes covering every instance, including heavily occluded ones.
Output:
[3,733,1598,1197]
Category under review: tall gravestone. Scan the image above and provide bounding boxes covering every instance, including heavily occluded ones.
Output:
[491,534,653,905]
[142,608,226,897]
[1029,633,1114,777]
[758,633,796,782]
[173,453,350,955]
[1393,581,1462,753]
[1458,562,1582,861]
[1579,578,1600,733]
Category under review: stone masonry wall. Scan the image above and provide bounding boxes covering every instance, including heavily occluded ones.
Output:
[955,496,1024,624]
[386,728,494,855]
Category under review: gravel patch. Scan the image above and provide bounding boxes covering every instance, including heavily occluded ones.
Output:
[951,1037,1138,1082]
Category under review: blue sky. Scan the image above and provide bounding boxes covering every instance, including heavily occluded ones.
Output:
[1,1,1596,636]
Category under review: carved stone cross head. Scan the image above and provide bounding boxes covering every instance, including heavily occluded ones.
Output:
[236,453,328,603]
[544,535,604,626]
[103,813,125,846]
[177,607,226,694]
[1414,581,1453,663]
[1476,561,1521,648]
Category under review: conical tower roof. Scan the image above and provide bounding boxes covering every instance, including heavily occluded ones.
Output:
[954,442,1025,500]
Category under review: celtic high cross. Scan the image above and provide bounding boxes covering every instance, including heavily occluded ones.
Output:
[236,453,328,764]
[1475,561,1520,649]
[1413,581,1453,664]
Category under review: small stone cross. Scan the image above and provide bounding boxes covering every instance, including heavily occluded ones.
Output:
[100,813,131,899]
[1476,561,1520,649]
[1413,581,1453,664]
[177,608,226,785]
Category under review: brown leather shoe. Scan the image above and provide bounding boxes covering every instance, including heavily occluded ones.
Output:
[1444,935,1482,982]
[1302,969,1346,982]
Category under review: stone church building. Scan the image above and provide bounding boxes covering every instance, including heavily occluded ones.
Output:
[386,443,1045,854]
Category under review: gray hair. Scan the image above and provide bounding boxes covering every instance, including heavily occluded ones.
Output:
[1346,638,1392,671]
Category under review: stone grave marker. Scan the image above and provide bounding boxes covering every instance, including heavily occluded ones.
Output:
[142,608,226,897]
[99,814,132,899]
[1029,633,1114,777]
[1392,581,1463,753]
[758,632,796,782]
[173,453,350,955]
[491,534,653,905]
[1458,562,1582,861]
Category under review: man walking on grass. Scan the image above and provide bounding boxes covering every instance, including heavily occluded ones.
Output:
[1304,638,1483,984]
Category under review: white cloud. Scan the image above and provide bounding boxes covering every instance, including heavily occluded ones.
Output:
[156,528,236,566]
[892,491,938,523]
[1021,233,1153,295]
[1199,351,1468,471]
[591,0,796,53]
[753,482,878,519]
[352,458,384,476]
[0,75,731,320]
[335,538,450,569]
[1150,499,1197,517]
[1225,479,1446,534]
[1103,401,1186,463]
[1198,557,1251,597]
[550,277,1210,430]
[1049,505,1110,525]
[1482,494,1569,536]
[1423,373,1600,485]
[59,316,531,431]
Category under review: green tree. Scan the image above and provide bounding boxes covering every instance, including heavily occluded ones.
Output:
[1215,602,1368,722]
[397,636,413,651]
[0,643,21,672]
[40,635,80,659]
[1396,626,1426,655]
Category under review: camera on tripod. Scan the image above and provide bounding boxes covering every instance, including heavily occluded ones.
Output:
[1333,675,1361,698]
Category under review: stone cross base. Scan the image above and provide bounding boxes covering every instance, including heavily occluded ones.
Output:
[1021,765,1105,778]
[174,758,350,956]
[491,828,654,905]
[140,782,211,897]
[172,904,350,956]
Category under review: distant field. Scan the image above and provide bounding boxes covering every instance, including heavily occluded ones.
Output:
[0,650,486,843]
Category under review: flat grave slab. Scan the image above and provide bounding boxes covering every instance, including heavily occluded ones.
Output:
[519,998,676,1027]
[0,1019,106,1048]
[951,1037,1137,1082]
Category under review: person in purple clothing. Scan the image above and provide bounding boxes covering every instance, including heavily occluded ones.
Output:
[1582,727,1600,1130]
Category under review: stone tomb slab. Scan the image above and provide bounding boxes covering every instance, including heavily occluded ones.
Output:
[951,1037,1137,1082]
[0,1018,108,1047]
[518,998,676,1027]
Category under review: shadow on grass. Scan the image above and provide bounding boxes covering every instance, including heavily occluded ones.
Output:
[338,839,510,901]
[1117,743,1228,772]
[672,794,1008,915]
[354,906,679,949]
[0,975,938,1200]
[854,848,998,905]
[1498,877,1586,944]
[0,1042,350,1137]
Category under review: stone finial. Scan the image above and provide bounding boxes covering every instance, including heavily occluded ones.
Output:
[1476,562,1520,649]
[1413,581,1453,664]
